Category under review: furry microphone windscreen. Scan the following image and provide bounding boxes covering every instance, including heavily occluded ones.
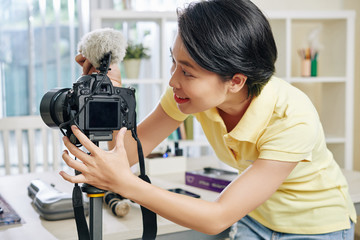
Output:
[77,28,127,68]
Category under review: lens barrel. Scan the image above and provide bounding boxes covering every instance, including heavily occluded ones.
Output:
[40,88,70,128]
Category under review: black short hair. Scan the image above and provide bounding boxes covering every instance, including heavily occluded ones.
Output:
[177,0,277,97]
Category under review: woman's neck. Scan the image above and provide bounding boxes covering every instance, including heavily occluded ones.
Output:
[217,90,252,132]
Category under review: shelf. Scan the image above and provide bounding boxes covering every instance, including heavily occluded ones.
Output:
[92,9,355,169]
[290,17,350,77]
[325,137,346,144]
[287,77,346,83]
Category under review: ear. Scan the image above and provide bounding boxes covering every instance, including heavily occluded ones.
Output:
[228,73,247,93]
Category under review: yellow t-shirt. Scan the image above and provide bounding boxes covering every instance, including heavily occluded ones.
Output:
[160,76,356,234]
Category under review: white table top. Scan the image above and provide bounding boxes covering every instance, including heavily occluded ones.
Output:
[0,157,222,240]
[0,156,359,240]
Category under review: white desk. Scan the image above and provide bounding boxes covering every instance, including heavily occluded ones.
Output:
[0,157,359,240]
[0,157,222,240]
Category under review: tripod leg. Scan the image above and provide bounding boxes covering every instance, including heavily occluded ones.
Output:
[81,180,105,240]
[89,195,104,240]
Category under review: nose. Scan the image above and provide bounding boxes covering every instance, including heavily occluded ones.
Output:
[169,75,176,88]
[169,68,180,89]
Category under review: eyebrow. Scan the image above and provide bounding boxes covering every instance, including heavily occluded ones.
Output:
[169,47,196,69]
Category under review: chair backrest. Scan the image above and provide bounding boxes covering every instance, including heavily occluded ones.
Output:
[0,115,63,175]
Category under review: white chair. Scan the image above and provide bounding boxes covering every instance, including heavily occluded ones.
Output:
[0,115,64,175]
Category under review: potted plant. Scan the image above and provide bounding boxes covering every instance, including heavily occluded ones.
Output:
[123,42,150,79]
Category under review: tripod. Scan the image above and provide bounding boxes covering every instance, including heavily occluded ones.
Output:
[81,141,104,240]
[72,140,106,240]
[81,183,104,240]
[73,135,157,240]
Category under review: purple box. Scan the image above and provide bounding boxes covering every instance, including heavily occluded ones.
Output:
[185,167,237,193]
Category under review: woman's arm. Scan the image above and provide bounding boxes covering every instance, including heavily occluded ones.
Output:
[60,126,297,235]
[123,158,297,235]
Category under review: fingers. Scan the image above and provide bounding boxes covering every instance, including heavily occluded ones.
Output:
[62,134,92,161]
[62,150,87,172]
[75,54,97,75]
[108,64,122,87]
[115,127,127,150]
[59,170,87,184]
[75,54,86,66]
[61,150,88,184]
[83,60,97,75]
[70,125,101,156]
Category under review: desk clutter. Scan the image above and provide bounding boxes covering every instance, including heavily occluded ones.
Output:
[0,194,22,226]
[145,142,186,176]
[185,167,237,193]
[26,180,135,239]
[103,191,130,217]
[27,179,134,221]
[27,179,89,221]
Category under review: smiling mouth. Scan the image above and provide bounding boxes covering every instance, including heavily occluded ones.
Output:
[174,94,190,104]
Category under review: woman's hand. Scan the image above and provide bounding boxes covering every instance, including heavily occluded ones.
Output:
[75,54,122,87]
[59,126,135,194]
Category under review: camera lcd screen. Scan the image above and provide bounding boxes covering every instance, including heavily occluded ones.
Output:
[88,101,119,129]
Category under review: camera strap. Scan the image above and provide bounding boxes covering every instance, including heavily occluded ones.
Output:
[131,128,158,240]
[72,182,91,240]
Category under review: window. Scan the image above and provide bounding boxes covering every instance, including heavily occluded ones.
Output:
[0,0,89,117]
[0,0,195,118]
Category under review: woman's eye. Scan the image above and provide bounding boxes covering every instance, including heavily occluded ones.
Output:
[182,70,192,77]
[170,57,175,74]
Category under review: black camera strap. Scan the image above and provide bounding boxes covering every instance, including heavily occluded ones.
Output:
[131,128,158,240]
[72,182,90,240]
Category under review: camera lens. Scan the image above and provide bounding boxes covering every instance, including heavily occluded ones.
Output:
[40,88,70,128]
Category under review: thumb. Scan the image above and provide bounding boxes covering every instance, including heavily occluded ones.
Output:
[115,127,127,151]
[75,54,86,66]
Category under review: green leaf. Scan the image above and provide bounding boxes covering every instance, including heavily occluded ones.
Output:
[124,42,150,59]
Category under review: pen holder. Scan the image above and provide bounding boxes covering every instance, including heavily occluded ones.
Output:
[301,59,311,77]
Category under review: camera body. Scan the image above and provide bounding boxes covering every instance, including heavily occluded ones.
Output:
[40,54,136,144]
[69,73,136,142]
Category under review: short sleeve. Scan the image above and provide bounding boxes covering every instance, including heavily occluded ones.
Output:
[258,116,319,162]
[160,87,188,122]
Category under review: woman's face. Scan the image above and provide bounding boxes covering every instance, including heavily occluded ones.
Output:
[169,34,230,114]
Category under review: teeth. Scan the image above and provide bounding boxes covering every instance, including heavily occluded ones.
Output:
[177,95,187,99]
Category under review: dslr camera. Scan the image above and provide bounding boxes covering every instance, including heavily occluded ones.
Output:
[40,53,136,144]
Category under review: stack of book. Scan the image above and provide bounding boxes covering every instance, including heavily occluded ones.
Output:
[185,167,237,193]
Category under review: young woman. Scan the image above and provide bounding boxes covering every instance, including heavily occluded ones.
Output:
[60,0,356,239]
